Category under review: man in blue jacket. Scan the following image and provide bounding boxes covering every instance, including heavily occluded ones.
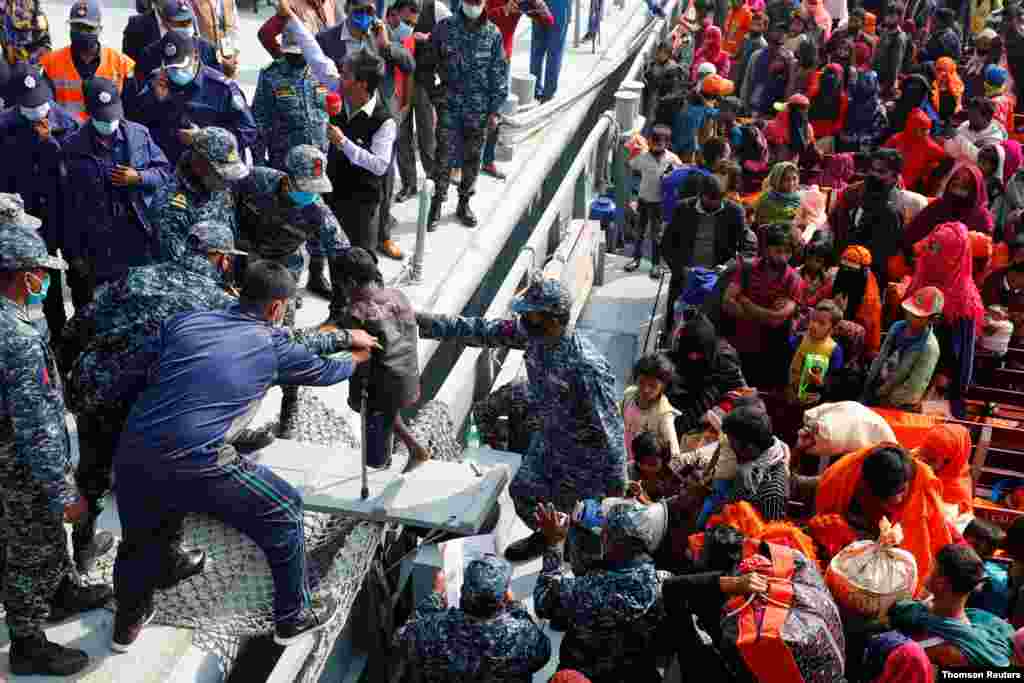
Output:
[0,63,80,341]
[132,30,257,164]
[62,76,171,307]
[110,260,377,652]
[123,0,223,83]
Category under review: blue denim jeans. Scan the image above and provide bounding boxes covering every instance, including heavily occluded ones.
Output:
[113,454,310,624]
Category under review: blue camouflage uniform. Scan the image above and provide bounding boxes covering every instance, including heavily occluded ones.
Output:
[235,160,348,279]
[417,278,627,528]
[251,57,330,170]
[534,502,670,682]
[134,64,258,165]
[0,194,79,640]
[394,555,551,681]
[431,9,508,200]
[150,127,247,262]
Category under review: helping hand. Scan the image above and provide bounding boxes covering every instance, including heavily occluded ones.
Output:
[64,497,88,524]
[723,573,768,596]
[535,502,569,545]
[327,124,346,147]
[351,347,372,364]
[178,128,197,146]
[153,70,170,101]
[347,329,382,350]
[32,117,51,141]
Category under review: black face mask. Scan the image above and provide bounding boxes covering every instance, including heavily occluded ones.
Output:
[864,174,888,197]
[70,30,99,52]
[285,54,307,68]
[521,317,547,337]
[948,190,973,210]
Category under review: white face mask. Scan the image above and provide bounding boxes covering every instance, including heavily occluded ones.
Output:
[462,2,484,19]
[20,102,50,122]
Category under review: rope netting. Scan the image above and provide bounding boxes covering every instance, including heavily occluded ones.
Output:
[80,391,463,679]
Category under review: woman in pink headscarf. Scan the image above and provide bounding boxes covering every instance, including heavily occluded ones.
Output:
[691,25,732,82]
[905,164,994,246]
[906,221,986,418]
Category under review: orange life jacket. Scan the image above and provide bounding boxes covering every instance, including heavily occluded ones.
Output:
[40,46,135,121]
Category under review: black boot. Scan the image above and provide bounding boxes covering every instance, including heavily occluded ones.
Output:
[326,257,350,322]
[278,386,300,440]
[456,197,478,228]
[154,547,207,590]
[306,257,332,298]
[233,425,276,454]
[48,576,113,622]
[72,509,115,574]
[9,635,89,676]
[427,194,444,232]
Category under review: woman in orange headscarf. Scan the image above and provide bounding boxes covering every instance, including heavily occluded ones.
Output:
[815,444,957,595]
[834,245,883,357]
[914,423,973,515]
[932,56,965,121]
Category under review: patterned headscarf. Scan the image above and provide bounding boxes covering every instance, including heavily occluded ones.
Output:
[932,56,965,113]
[841,244,872,267]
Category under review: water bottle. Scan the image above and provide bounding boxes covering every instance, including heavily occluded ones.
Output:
[465,410,481,450]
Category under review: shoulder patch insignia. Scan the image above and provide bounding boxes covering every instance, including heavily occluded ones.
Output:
[274,86,297,98]
[169,193,189,209]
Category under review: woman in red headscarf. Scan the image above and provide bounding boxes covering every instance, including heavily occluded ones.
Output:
[883,108,951,195]
[905,165,994,246]
[809,63,849,147]
[914,423,973,515]
[906,221,986,418]
[691,25,732,82]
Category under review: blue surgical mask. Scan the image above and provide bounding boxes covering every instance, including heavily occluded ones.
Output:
[92,118,119,136]
[26,272,50,305]
[350,10,373,32]
[170,25,195,38]
[167,66,196,87]
[462,2,484,19]
[20,102,50,122]
[394,21,413,41]
[288,191,318,207]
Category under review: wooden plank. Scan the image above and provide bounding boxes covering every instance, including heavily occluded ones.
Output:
[967,384,1024,409]
[972,424,994,486]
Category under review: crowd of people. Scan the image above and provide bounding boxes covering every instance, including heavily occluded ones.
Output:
[6,0,1024,678]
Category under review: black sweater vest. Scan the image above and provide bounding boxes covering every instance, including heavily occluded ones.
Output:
[327,96,393,204]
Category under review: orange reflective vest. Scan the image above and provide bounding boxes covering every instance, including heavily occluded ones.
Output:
[40,47,135,121]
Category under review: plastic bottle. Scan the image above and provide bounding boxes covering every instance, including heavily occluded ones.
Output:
[465,410,481,450]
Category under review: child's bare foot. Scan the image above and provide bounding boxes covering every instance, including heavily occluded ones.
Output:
[401,445,431,474]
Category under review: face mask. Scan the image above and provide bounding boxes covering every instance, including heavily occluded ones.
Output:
[25,272,50,305]
[948,190,973,209]
[394,21,413,41]
[521,316,547,337]
[91,118,119,136]
[462,2,484,19]
[288,191,318,207]
[285,54,307,68]
[70,30,100,52]
[167,66,196,87]
[170,25,195,38]
[20,102,50,122]
[350,10,373,32]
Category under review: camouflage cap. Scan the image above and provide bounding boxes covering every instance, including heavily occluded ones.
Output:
[285,145,332,193]
[187,220,247,256]
[604,502,651,546]
[0,194,67,271]
[192,127,249,182]
[510,276,572,322]
[460,554,512,611]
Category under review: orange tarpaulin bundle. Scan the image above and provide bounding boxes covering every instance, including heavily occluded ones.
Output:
[624,132,648,161]
[815,445,955,595]
[871,408,943,450]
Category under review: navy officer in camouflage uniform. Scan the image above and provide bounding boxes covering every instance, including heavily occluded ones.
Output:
[251,29,334,296]
[151,126,248,263]
[427,0,508,229]
[0,194,112,676]
[234,144,351,436]
[534,501,669,683]
[393,554,550,680]
[417,276,627,563]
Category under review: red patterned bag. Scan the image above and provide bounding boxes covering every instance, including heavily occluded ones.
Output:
[720,541,845,683]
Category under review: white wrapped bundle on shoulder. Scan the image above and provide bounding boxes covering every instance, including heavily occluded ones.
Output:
[801,402,897,457]
[825,518,917,619]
